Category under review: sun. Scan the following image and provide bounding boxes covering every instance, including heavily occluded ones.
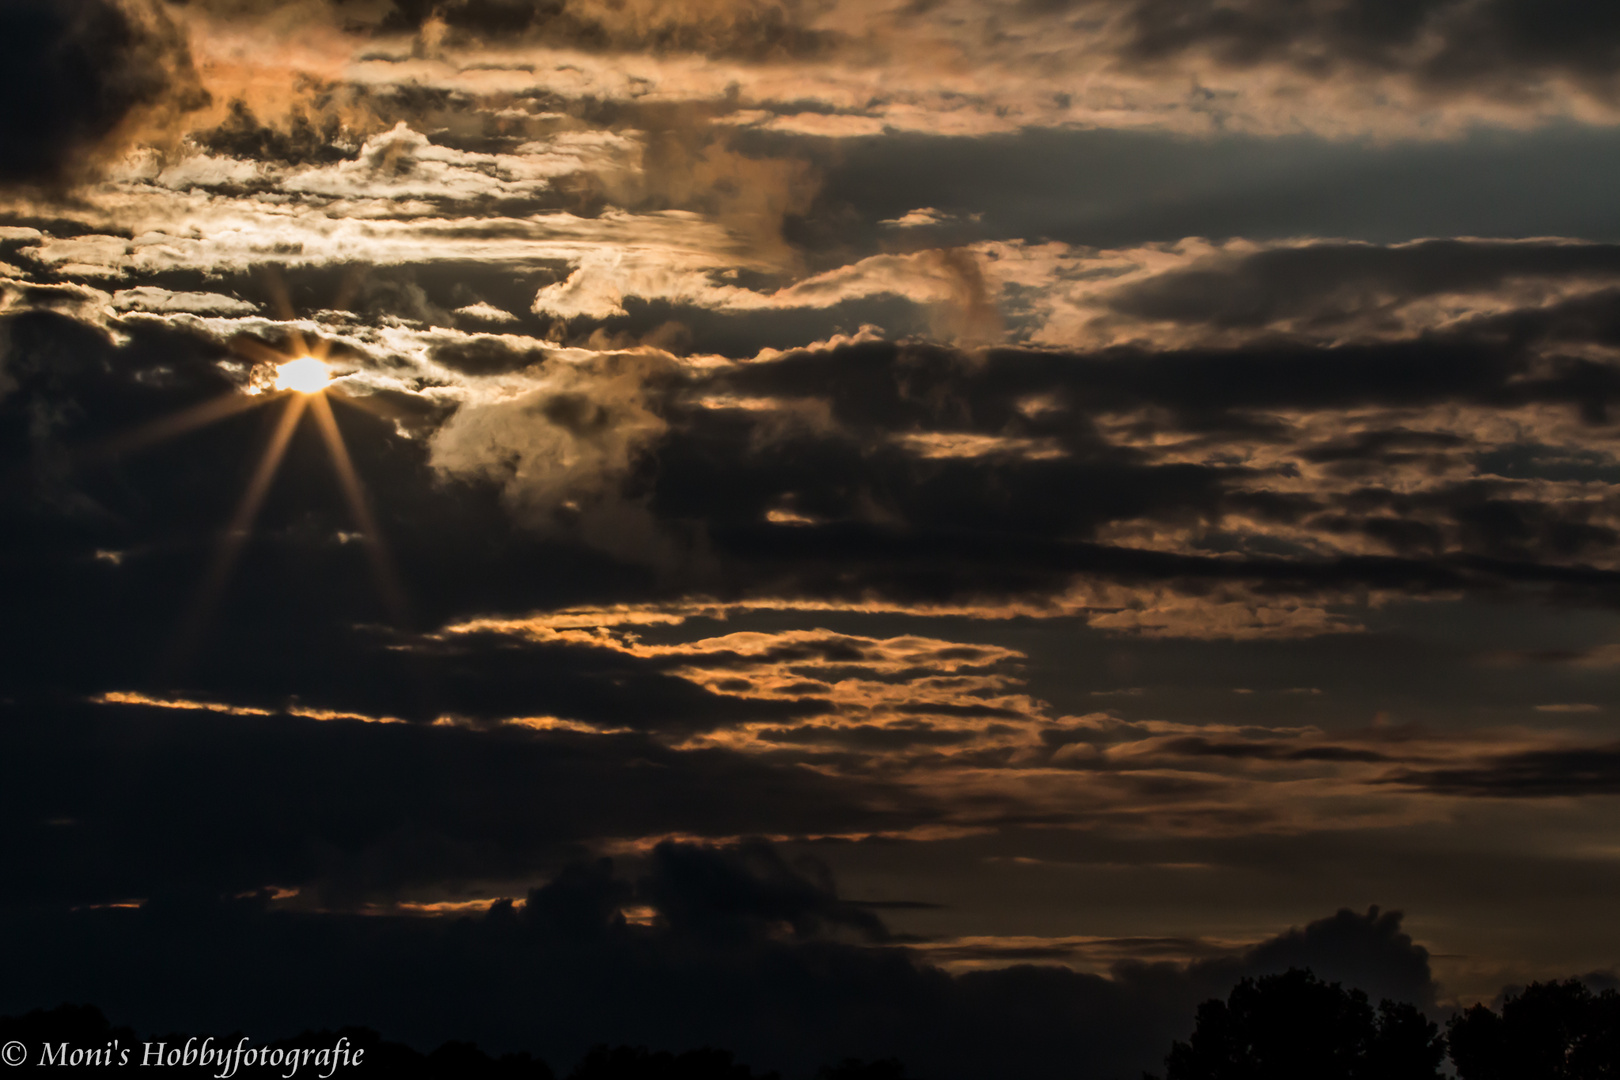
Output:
[274,357,333,394]
[95,284,408,661]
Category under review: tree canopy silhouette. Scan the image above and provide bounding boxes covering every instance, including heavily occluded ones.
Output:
[816,1059,913,1080]
[567,1044,779,1080]
[1148,968,1445,1080]
[0,1003,910,1079]
[0,1005,556,1077]
[1447,979,1620,1080]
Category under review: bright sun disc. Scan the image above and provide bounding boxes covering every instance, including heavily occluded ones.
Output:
[274,357,332,394]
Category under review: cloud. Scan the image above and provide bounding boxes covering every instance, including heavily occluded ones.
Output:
[531,248,997,343]
[13,274,1620,650]
[279,122,625,204]
[911,931,1242,972]
[455,301,520,325]
[1488,644,1620,669]
[110,286,257,316]
[1095,238,1620,343]
[393,0,839,61]
[427,347,678,557]
[1388,743,1620,797]
[0,0,208,188]
[0,697,924,908]
[358,0,1620,137]
[1231,904,1436,1010]
[1110,0,1620,98]
[18,0,1617,209]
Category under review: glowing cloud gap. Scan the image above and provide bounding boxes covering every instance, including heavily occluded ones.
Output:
[308,392,407,620]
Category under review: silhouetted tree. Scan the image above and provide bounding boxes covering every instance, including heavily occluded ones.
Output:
[0,1003,136,1055]
[1447,979,1620,1080]
[265,1026,553,1077]
[0,1003,139,1068]
[817,1058,913,1080]
[567,1044,779,1080]
[0,1003,918,1080]
[0,1005,554,1077]
[1148,968,1445,1080]
[1366,1001,1449,1080]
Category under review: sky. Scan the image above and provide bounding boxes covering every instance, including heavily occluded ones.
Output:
[4,0,1620,1076]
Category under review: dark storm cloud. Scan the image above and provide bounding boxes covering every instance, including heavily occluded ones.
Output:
[394,627,837,731]
[0,0,206,187]
[771,125,1620,255]
[1230,905,1435,1010]
[1155,736,1392,764]
[1106,240,1620,330]
[384,0,838,60]
[639,840,892,944]
[0,839,1439,1080]
[753,722,985,750]
[431,334,554,375]
[254,0,1620,101]
[194,98,354,169]
[1113,0,1620,92]
[1388,743,1620,797]
[587,296,933,361]
[0,699,917,908]
[663,327,1620,598]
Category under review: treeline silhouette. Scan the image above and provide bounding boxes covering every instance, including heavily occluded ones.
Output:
[8,974,1620,1079]
[1148,968,1620,1080]
[0,1004,911,1079]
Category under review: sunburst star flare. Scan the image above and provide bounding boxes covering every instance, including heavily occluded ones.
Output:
[273,358,333,395]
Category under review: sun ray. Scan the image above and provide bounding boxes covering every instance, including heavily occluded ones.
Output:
[307,270,363,362]
[309,392,408,620]
[109,301,413,669]
[171,393,308,665]
[330,266,365,316]
[258,267,308,359]
[231,335,297,369]
[87,391,273,462]
[326,386,391,419]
